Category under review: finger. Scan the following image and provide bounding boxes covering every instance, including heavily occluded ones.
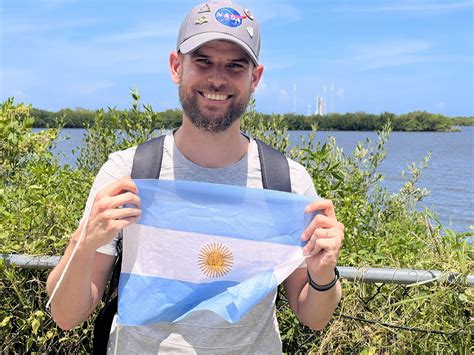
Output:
[301,214,336,241]
[102,207,142,221]
[313,237,342,254]
[110,217,141,231]
[318,226,344,242]
[304,198,336,218]
[93,192,140,215]
[107,192,141,210]
[314,227,332,239]
[120,215,141,224]
[303,228,334,253]
[96,177,138,199]
[302,235,319,255]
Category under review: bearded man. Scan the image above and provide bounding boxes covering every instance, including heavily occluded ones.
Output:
[47,1,344,353]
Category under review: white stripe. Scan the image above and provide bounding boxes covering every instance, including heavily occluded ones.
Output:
[122,224,304,284]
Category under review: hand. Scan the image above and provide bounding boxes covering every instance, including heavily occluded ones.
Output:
[84,177,141,250]
[301,199,344,284]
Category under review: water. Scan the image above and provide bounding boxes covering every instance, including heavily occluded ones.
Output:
[46,127,474,232]
[290,129,473,233]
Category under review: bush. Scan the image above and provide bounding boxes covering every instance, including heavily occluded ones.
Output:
[1,99,93,352]
[1,96,472,353]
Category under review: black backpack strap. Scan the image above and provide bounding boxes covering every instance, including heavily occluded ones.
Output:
[131,135,166,179]
[92,293,118,354]
[255,139,291,193]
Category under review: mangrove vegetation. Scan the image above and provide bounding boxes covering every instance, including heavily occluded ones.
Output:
[30,106,473,132]
[1,96,472,353]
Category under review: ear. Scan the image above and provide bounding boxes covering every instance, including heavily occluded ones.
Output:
[250,64,264,94]
[169,51,182,84]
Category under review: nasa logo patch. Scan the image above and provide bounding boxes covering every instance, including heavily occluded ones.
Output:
[215,7,243,28]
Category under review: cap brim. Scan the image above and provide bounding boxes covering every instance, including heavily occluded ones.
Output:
[179,32,259,65]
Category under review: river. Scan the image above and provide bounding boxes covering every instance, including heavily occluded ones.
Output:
[45,127,473,233]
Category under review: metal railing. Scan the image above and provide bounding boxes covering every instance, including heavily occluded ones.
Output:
[2,253,473,285]
[3,252,471,349]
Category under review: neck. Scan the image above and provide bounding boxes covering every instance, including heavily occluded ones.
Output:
[174,116,250,168]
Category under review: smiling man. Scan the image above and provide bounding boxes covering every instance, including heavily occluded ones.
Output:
[176,42,256,134]
[47,1,344,354]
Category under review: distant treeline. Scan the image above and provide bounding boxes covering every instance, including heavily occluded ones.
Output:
[31,108,183,129]
[274,112,473,131]
[31,107,473,131]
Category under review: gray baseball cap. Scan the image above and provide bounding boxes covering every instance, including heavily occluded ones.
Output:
[177,1,261,65]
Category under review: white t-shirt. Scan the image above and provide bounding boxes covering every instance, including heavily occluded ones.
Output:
[84,133,317,354]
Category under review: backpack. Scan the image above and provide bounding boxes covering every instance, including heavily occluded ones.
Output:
[92,134,291,354]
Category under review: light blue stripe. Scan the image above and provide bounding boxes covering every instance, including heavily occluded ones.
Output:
[133,179,315,246]
[117,271,277,325]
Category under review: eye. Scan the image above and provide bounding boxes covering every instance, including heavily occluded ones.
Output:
[195,58,212,66]
[227,62,245,71]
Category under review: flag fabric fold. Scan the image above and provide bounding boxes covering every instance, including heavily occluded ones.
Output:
[117,179,314,326]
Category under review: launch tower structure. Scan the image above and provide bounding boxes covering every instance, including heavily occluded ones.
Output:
[315,96,325,116]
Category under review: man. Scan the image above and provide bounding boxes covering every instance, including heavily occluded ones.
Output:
[47,1,344,353]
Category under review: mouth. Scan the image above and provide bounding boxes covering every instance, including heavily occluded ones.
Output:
[198,91,233,102]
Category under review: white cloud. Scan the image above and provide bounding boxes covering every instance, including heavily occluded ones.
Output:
[253,79,292,113]
[250,1,301,24]
[279,89,288,97]
[1,18,105,35]
[334,40,434,70]
[254,77,267,94]
[351,40,432,57]
[335,39,472,70]
[93,21,177,43]
[335,1,471,13]
[32,0,79,9]
[259,55,293,72]
[24,34,172,76]
[67,80,115,95]
[0,68,38,101]
[336,88,345,98]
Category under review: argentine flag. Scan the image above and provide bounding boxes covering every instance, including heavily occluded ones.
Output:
[118,179,314,326]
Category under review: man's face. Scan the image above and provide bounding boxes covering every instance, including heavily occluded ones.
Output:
[172,40,263,133]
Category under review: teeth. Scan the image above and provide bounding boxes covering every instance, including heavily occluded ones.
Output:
[203,92,228,101]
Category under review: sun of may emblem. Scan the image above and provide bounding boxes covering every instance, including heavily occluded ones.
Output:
[198,242,234,278]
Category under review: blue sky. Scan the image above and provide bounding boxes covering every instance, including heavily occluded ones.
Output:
[1,0,472,116]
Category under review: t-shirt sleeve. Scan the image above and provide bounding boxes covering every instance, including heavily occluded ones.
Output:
[288,158,318,198]
[287,158,318,268]
[81,147,136,256]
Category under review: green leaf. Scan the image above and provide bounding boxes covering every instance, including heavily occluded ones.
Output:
[26,338,34,351]
[31,318,40,335]
[360,347,377,355]
[0,316,12,327]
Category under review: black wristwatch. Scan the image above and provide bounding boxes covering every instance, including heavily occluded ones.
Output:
[307,267,340,292]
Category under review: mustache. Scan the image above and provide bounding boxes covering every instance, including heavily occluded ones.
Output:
[194,84,236,95]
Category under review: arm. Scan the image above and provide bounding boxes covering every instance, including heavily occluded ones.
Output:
[283,199,344,330]
[46,178,141,330]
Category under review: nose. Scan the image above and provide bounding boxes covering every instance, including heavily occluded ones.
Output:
[207,66,227,88]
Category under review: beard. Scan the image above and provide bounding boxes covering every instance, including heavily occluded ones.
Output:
[179,84,250,134]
